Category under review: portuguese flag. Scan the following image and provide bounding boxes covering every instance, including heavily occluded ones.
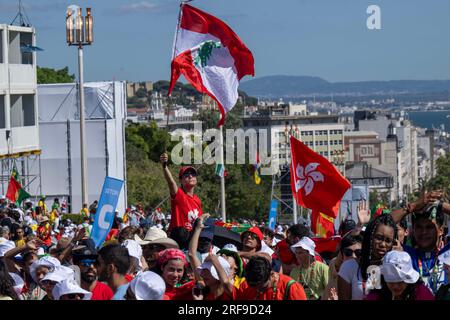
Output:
[6,168,30,205]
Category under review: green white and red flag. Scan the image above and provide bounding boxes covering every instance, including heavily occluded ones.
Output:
[168,4,254,126]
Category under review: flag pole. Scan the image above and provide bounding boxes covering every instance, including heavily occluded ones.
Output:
[219,125,226,221]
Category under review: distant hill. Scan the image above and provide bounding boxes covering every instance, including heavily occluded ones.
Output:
[239,75,450,99]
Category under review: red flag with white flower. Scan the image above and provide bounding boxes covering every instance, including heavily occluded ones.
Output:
[290,136,351,218]
[168,4,254,126]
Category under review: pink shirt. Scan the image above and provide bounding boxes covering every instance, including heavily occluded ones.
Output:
[365,283,434,300]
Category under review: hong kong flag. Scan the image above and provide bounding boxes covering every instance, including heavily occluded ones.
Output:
[290,136,351,218]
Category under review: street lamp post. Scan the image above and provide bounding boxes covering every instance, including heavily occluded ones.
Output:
[66,6,93,208]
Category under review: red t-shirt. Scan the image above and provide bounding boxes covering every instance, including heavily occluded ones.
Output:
[169,188,203,232]
[91,281,114,300]
[164,281,195,300]
[233,273,307,300]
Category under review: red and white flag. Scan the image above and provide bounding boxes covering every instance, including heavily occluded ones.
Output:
[168,4,254,126]
[290,136,351,218]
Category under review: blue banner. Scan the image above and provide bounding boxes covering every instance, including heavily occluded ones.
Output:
[268,200,278,230]
[90,177,124,248]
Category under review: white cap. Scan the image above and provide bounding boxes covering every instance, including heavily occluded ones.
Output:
[52,279,92,300]
[438,249,450,266]
[221,244,238,252]
[41,266,75,284]
[380,250,419,284]
[9,273,24,296]
[129,271,166,300]
[122,239,143,260]
[259,241,274,256]
[29,256,61,283]
[0,237,16,257]
[290,237,316,257]
[197,256,231,281]
[122,239,143,268]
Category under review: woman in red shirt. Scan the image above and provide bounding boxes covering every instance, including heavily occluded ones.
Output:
[157,248,194,300]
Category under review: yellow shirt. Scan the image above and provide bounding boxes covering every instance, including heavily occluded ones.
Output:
[80,208,89,217]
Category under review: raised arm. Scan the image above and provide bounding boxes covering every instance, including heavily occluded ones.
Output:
[205,253,234,298]
[391,190,443,223]
[188,214,210,281]
[160,153,178,197]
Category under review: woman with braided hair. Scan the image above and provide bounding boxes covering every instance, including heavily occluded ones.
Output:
[337,214,397,300]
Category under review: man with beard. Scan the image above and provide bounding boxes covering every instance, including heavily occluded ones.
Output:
[73,240,113,300]
[96,244,131,300]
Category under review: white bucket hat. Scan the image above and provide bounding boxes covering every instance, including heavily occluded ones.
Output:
[380,250,419,284]
[438,250,450,266]
[29,256,61,283]
[129,271,166,300]
[290,237,315,257]
[41,265,75,284]
[197,256,230,281]
[9,273,24,296]
[0,237,16,257]
[221,244,238,252]
[52,279,92,300]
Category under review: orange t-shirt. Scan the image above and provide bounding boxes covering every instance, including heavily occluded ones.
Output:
[233,273,307,300]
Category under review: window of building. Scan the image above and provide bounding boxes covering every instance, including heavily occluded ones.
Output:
[0,30,3,63]
[0,95,5,129]
[324,141,328,145]
[338,140,342,145]
[324,151,328,156]
[319,141,323,146]
[8,31,33,65]
[10,94,35,127]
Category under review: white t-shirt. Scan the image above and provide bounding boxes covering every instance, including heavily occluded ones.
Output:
[338,258,364,300]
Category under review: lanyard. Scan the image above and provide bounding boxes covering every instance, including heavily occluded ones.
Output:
[418,253,440,292]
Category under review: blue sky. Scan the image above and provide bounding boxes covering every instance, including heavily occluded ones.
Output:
[1,0,450,83]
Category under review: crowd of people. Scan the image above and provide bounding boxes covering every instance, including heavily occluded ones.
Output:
[0,153,449,301]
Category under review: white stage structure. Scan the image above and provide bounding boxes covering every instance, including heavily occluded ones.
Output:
[31,81,127,213]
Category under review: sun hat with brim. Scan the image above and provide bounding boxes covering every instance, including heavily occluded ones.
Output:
[129,271,166,300]
[438,250,450,266]
[41,266,75,284]
[380,250,420,284]
[197,256,231,281]
[37,216,49,224]
[135,234,179,249]
[217,244,243,278]
[290,237,316,257]
[29,256,61,283]
[52,279,92,300]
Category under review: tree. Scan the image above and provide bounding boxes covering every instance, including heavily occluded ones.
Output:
[37,66,75,84]
[427,153,450,196]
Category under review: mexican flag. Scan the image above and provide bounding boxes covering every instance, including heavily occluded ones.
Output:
[6,168,30,205]
[168,4,254,126]
[215,163,227,178]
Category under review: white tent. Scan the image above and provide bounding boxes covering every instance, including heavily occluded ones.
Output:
[29,81,127,214]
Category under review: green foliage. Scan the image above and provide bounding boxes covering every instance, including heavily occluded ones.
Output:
[426,153,450,197]
[135,88,148,98]
[61,213,85,225]
[37,66,75,84]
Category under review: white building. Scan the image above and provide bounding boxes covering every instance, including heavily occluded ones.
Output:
[0,24,39,155]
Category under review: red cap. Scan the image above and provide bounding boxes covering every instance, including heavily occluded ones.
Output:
[242,226,264,242]
[178,166,197,179]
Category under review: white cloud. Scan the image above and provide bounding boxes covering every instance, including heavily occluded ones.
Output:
[118,1,161,13]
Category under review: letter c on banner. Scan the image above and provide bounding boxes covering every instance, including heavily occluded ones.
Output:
[98,204,114,229]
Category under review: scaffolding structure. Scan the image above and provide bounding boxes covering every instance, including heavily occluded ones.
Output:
[0,149,42,201]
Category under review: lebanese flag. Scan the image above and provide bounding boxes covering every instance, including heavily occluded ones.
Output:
[311,209,335,238]
[168,4,254,126]
[290,136,351,218]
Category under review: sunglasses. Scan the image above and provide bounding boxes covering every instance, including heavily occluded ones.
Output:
[182,172,197,178]
[243,232,258,240]
[79,259,97,267]
[64,293,85,299]
[343,248,362,258]
[373,234,394,246]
